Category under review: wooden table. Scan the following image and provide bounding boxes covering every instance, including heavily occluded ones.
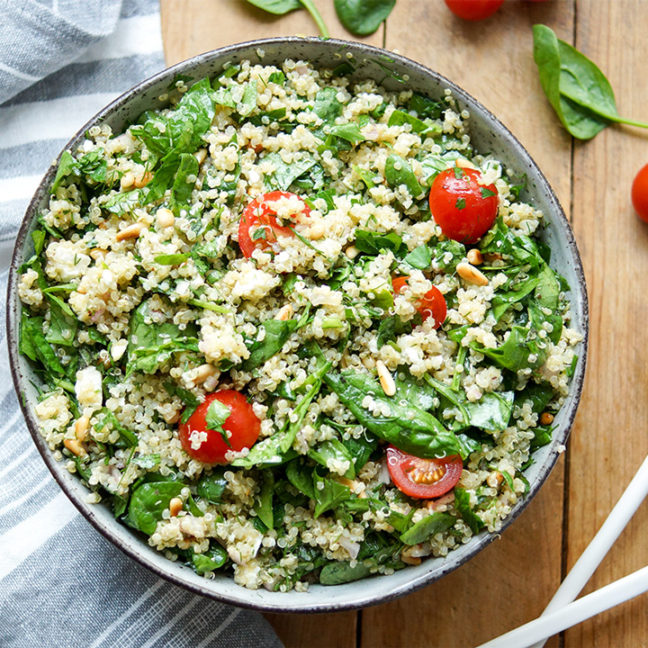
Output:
[160,1,648,645]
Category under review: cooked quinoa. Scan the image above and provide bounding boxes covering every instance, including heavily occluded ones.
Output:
[18,59,581,592]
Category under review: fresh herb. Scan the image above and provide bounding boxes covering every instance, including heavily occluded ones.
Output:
[354,229,404,256]
[205,399,232,446]
[153,253,189,265]
[191,544,228,574]
[126,481,185,534]
[400,512,455,545]
[334,0,395,35]
[385,154,424,199]
[533,24,648,140]
[454,487,485,535]
[455,197,466,210]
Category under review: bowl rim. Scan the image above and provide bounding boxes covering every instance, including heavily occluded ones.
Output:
[6,36,589,613]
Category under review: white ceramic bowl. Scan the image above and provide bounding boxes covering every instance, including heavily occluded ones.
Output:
[6,38,588,612]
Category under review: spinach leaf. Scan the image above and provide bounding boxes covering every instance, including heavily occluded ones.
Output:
[263,152,317,191]
[51,150,109,193]
[517,382,554,414]
[400,512,455,545]
[196,469,228,504]
[402,245,432,270]
[408,94,443,120]
[324,370,462,459]
[319,561,372,585]
[191,544,227,574]
[341,432,378,471]
[354,229,404,255]
[308,439,355,479]
[245,0,329,37]
[314,87,343,123]
[163,381,200,424]
[171,153,199,207]
[132,454,161,470]
[20,315,65,378]
[237,80,257,117]
[45,295,77,347]
[471,326,545,373]
[256,471,275,529]
[50,151,77,193]
[388,109,440,137]
[313,473,351,517]
[94,408,138,448]
[242,318,299,371]
[464,391,514,432]
[154,253,189,265]
[126,299,199,375]
[126,481,184,534]
[327,122,365,145]
[230,432,297,468]
[286,459,316,498]
[431,239,466,272]
[454,487,485,535]
[384,154,424,198]
[333,0,395,35]
[532,25,648,140]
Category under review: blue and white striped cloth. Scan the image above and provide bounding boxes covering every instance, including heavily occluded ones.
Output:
[0,2,282,646]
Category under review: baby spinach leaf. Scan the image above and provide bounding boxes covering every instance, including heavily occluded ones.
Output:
[196,469,228,504]
[320,561,372,585]
[50,151,77,193]
[171,152,199,207]
[256,471,275,529]
[231,432,297,468]
[20,315,65,378]
[472,326,545,373]
[327,122,365,145]
[286,460,316,498]
[400,512,455,545]
[402,245,432,270]
[132,454,161,470]
[454,487,485,535]
[242,318,299,371]
[388,109,440,137]
[308,439,355,479]
[324,370,462,459]
[263,152,317,191]
[341,433,378,471]
[237,80,258,117]
[45,295,77,347]
[464,391,514,432]
[517,382,554,415]
[432,238,466,272]
[408,93,443,120]
[245,0,329,37]
[354,229,404,255]
[314,87,343,123]
[385,154,424,198]
[313,473,351,517]
[126,481,184,534]
[334,0,395,35]
[533,25,648,140]
[191,544,227,574]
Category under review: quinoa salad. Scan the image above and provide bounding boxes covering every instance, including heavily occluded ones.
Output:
[18,58,581,592]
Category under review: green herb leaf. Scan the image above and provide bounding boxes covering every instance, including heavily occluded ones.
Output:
[154,253,189,265]
[385,154,424,199]
[400,512,455,545]
[205,399,232,447]
[454,487,485,535]
[126,481,184,534]
[334,0,395,35]
[455,197,466,210]
[191,544,227,574]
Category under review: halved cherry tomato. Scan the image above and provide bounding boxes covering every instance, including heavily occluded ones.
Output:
[445,0,505,20]
[429,167,498,244]
[392,276,447,329]
[386,445,463,499]
[238,190,310,258]
[631,163,648,223]
[178,390,260,464]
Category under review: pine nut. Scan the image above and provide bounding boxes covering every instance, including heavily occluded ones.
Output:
[156,207,175,229]
[456,158,476,170]
[133,170,152,188]
[376,360,396,396]
[115,223,144,241]
[487,471,504,488]
[169,497,183,517]
[401,553,422,566]
[540,412,554,425]
[89,249,106,261]
[74,415,90,442]
[345,245,359,259]
[467,248,483,265]
[120,171,135,190]
[306,219,326,240]
[456,262,489,286]
[276,304,294,321]
[64,438,86,457]
[192,363,218,384]
[194,148,207,165]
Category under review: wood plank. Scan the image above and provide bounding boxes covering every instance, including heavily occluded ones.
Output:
[265,611,356,648]
[567,1,648,646]
[362,1,575,645]
[160,0,384,66]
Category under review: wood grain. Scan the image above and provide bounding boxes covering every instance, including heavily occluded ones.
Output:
[160,1,648,646]
[567,1,648,646]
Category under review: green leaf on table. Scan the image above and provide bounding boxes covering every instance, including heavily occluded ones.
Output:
[334,0,396,35]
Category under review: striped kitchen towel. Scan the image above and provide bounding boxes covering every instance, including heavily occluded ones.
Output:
[0,2,283,646]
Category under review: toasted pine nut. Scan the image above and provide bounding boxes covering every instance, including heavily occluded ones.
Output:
[540,412,554,425]
[306,220,326,240]
[74,415,90,442]
[276,304,294,321]
[345,245,359,260]
[487,471,504,488]
[483,252,503,262]
[169,497,183,517]
[133,170,153,188]
[192,363,218,384]
[115,223,144,241]
[163,410,181,425]
[64,437,86,457]
[376,360,396,396]
[467,248,483,266]
[194,148,207,165]
[89,249,106,261]
[120,171,135,190]
[456,158,476,170]
[401,553,422,566]
[156,207,175,229]
[456,262,489,286]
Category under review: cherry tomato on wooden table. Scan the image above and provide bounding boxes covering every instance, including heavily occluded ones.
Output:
[445,0,505,20]
[631,163,648,223]
[178,390,260,464]
[238,190,310,258]
[392,276,447,329]
[386,445,463,499]
[429,167,499,244]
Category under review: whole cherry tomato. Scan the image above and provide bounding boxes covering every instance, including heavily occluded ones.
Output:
[392,276,447,329]
[238,190,310,258]
[445,0,505,20]
[429,167,498,244]
[386,445,463,499]
[631,163,648,223]
[178,390,260,464]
